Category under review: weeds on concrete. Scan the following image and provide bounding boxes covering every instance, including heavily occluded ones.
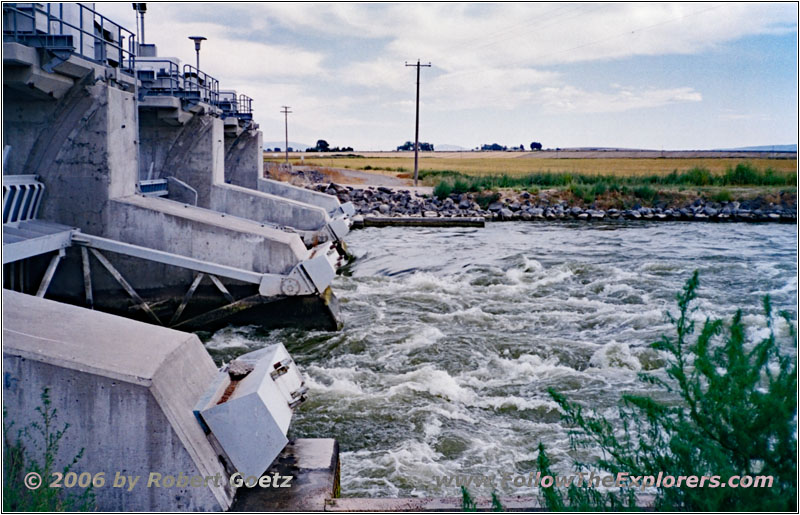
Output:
[3,388,95,511]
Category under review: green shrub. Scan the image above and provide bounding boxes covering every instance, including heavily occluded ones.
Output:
[569,183,594,204]
[433,181,453,200]
[633,185,656,202]
[712,189,733,203]
[3,388,95,511]
[452,178,471,195]
[723,162,760,185]
[681,167,714,186]
[591,182,608,196]
[475,192,501,210]
[545,272,797,511]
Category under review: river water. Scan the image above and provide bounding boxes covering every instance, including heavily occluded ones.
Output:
[205,221,796,497]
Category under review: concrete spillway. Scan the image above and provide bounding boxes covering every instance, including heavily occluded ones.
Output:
[3,10,353,331]
[135,56,354,248]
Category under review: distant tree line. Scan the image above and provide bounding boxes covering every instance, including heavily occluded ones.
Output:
[475,141,543,151]
[397,141,434,151]
[305,139,354,152]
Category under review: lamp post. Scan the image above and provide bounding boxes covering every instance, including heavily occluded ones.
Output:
[188,36,206,71]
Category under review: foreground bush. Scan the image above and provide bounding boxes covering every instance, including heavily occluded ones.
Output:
[545,271,796,511]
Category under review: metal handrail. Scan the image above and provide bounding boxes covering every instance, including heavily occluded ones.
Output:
[218,90,238,114]
[238,94,253,115]
[217,91,253,117]
[182,64,219,105]
[136,58,181,96]
[3,3,137,73]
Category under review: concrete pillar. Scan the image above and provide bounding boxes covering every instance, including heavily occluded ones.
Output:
[2,79,138,234]
[224,128,263,190]
[138,111,224,207]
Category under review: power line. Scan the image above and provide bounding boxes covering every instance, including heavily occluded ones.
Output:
[405,59,431,187]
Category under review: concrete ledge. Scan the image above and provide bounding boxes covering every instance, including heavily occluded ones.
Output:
[355,216,486,228]
[232,439,340,512]
[3,42,75,99]
[211,183,330,232]
[258,178,342,214]
[109,195,308,277]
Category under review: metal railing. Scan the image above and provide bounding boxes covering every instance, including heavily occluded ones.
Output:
[217,90,237,114]
[136,58,181,96]
[3,3,137,73]
[3,175,45,224]
[137,60,220,106]
[218,90,253,119]
[238,93,253,116]
[182,64,219,105]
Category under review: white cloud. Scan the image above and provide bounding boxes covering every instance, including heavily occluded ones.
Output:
[427,68,560,110]
[248,2,795,68]
[537,85,702,113]
[91,2,795,149]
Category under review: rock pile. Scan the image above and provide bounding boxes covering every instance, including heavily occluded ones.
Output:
[312,183,797,223]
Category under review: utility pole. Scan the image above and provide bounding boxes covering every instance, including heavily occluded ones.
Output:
[405,59,431,187]
[280,106,292,165]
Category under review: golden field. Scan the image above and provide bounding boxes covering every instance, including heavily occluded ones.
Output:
[272,152,797,179]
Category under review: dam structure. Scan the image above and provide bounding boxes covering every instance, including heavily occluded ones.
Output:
[3,3,343,511]
[3,2,356,331]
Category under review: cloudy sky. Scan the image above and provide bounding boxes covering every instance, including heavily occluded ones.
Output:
[96,2,797,151]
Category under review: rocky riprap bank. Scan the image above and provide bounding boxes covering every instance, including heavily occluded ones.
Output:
[312,183,797,223]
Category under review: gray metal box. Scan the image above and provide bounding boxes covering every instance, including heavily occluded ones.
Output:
[195,344,307,478]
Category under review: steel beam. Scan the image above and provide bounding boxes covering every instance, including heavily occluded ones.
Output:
[35,249,64,297]
[80,246,93,308]
[72,233,265,285]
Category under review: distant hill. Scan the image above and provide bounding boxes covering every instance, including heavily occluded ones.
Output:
[436,144,468,151]
[263,141,311,151]
[715,144,797,152]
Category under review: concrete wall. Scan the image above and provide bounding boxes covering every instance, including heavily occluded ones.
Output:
[108,195,309,278]
[3,78,138,235]
[139,113,335,236]
[224,129,262,190]
[138,112,224,207]
[210,184,330,232]
[2,291,234,511]
[257,178,342,214]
